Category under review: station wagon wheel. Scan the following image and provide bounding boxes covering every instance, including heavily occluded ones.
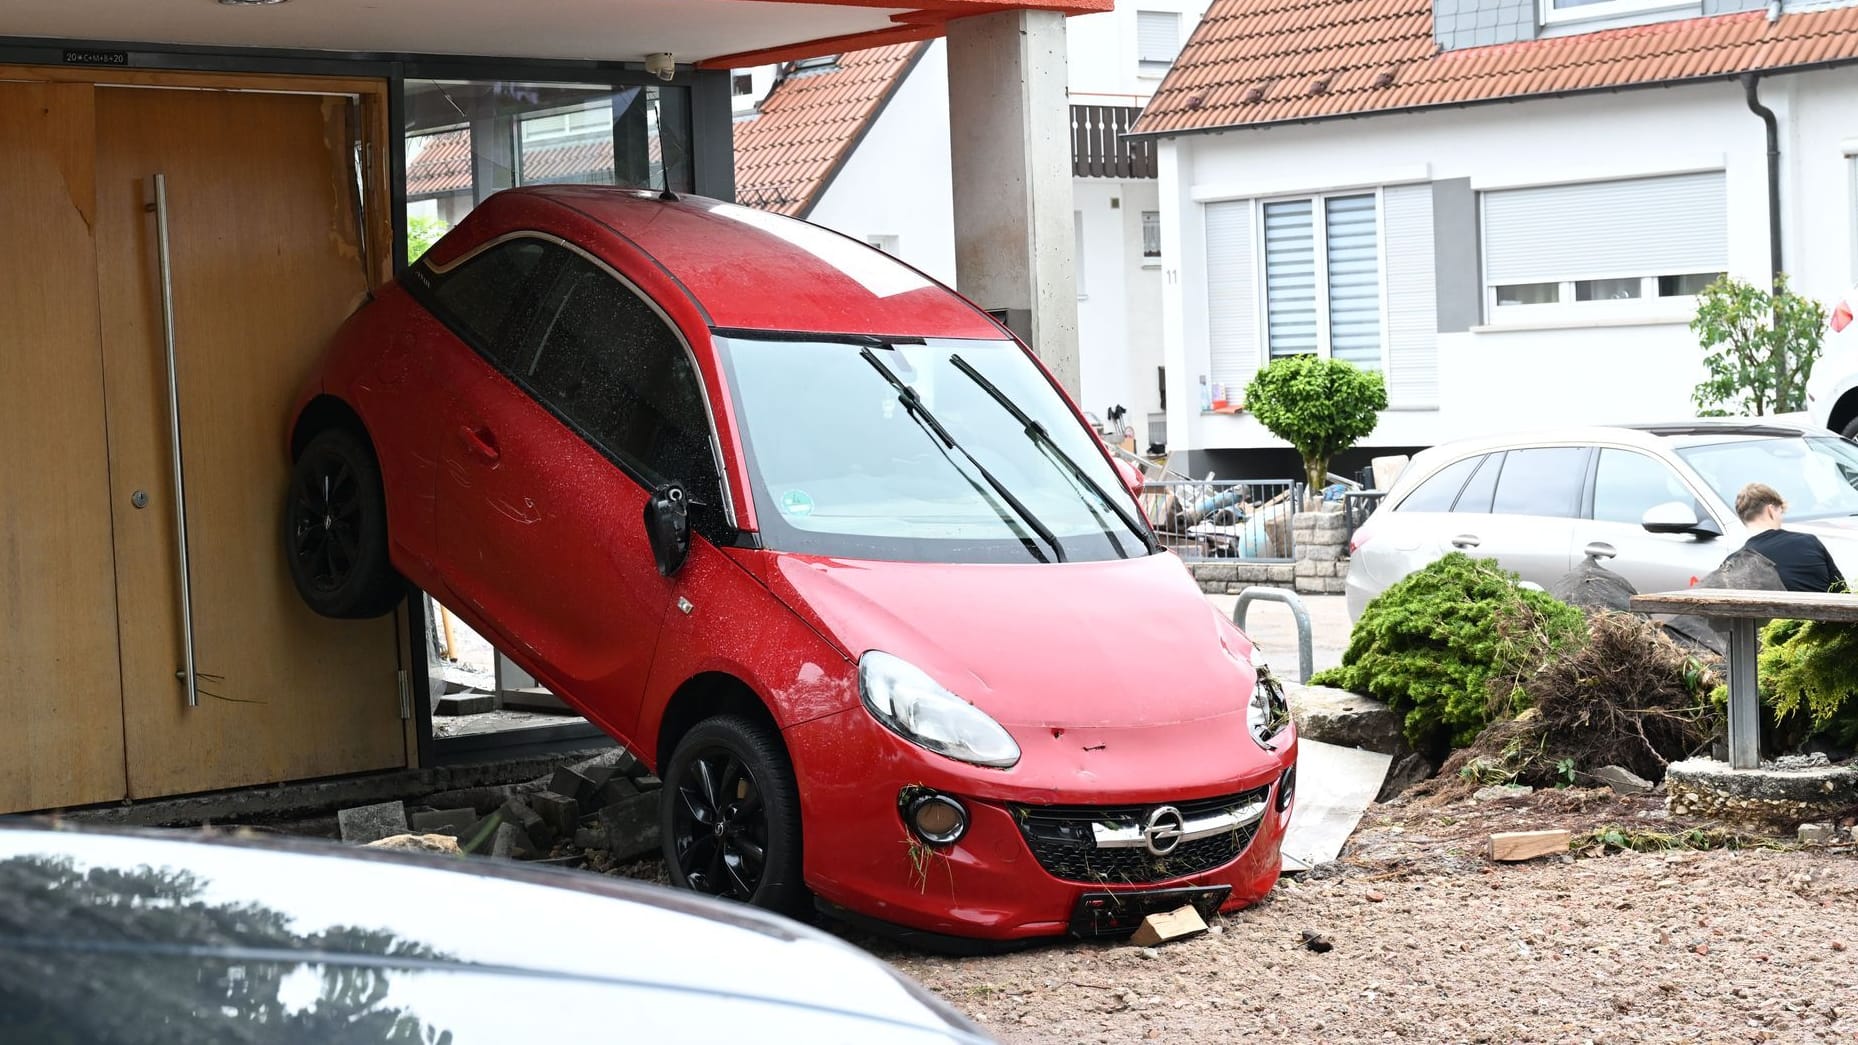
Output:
[663,715,805,916]
[283,427,402,620]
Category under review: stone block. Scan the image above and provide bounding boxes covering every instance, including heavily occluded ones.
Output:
[434,692,498,716]
[408,807,476,838]
[593,774,640,807]
[1286,683,1409,757]
[1591,765,1653,796]
[1377,753,1434,802]
[598,792,663,863]
[497,798,554,851]
[1303,544,1340,563]
[549,767,596,804]
[529,791,581,840]
[636,774,662,792]
[1294,560,1319,577]
[366,833,462,856]
[573,826,609,851]
[1798,822,1837,844]
[1193,563,1239,584]
[490,822,528,860]
[337,801,408,845]
[1665,758,1858,827]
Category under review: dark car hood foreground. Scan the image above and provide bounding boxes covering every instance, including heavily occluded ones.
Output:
[0,822,987,1044]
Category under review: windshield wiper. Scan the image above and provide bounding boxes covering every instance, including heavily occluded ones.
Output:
[859,347,1066,563]
[948,354,1159,555]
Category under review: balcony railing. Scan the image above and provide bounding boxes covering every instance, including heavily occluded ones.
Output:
[1071,105,1156,180]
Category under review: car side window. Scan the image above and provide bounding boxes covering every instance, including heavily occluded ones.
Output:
[1452,453,1500,513]
[426,239,552,367]
[1490,446,1589,518]
[515,253,717,491]
[1593,449,1699,525]
[1397,456,1479,513]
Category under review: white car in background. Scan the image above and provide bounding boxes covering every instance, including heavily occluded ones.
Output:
[1344,419,1858,621]
[1808,342,1858,438]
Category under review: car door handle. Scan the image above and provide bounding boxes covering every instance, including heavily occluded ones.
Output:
[1450,533,1481,550]
[458,424,500,463]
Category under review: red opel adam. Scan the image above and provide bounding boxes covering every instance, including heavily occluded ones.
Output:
[285,186,1297,943]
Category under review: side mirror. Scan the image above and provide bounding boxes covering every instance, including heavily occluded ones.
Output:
[645,483,691,576]
[1642,501,1721,540]
[1113,458,1145,502]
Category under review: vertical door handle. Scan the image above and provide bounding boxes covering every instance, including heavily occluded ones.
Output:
[458,424,500,463]
[152,173,199,709]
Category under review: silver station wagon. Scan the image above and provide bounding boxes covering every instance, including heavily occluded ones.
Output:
[1345,419,1858,620]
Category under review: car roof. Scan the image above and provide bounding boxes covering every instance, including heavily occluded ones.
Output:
[0,822,986,1042]
[504,186,1007,341]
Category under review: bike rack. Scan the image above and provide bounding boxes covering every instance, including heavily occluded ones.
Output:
[1231,587,1313,684]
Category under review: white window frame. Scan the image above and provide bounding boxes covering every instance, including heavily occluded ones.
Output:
[1136,10,1181,79]
[1539,0,1693,25]
[1251,189,1388,369]
[1141,210,1162,264]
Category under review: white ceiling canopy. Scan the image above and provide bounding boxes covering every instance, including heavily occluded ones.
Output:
[0,0,916,66]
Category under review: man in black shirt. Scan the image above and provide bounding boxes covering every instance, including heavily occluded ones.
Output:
[1735,483,1847,593]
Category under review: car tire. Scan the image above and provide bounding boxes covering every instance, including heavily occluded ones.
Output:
[1841,417,1858,441]
[283,426,403,620]
[662,714,807,917]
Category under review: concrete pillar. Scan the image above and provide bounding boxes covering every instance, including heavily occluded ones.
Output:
[947,10,1080,396]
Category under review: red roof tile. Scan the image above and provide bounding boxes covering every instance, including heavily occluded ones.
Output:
[406,130,661,198]
[733,43,927,216]
[1134,0,1858,135]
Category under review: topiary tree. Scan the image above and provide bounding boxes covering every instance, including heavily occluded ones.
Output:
[1242,355,1387,502]
[1690,273,1826,417]
[1310,553,1586,758]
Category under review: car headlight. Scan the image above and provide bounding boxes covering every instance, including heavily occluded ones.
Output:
[858,651,1020,768]
[1245,646,1292,750]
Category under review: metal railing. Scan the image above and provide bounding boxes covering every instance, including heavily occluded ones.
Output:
[1341,490,1386,548]
[1138,479,1302,561]
[1071,105,1157,179]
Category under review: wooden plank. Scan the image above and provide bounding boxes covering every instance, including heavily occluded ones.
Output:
[0,81,131,813]
[1129,905,1208,947]
[1630,588,1858,621]
[0,64,384,97]
[95,84,406,800]
[1489,830,1571,863]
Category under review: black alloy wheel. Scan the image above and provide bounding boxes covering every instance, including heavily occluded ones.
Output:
[283,427,401,620]
[663,716,805,915]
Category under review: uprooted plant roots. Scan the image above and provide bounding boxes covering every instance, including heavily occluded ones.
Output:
[1427,612,1720,794]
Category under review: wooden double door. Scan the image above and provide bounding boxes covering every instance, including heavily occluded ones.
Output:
[0,72,407,812]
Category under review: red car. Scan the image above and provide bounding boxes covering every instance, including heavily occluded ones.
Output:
[284,186,1297,943]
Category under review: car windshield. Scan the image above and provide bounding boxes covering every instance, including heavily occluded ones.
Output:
[717,335,1150,563]
[1676,435,1858,521]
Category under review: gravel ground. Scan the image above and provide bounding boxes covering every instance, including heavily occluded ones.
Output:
[879,793,1858,1045]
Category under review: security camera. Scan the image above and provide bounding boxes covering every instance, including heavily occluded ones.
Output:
[644,53,676,82]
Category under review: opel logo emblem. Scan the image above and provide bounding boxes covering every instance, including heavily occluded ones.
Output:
[1143,805,1186,856]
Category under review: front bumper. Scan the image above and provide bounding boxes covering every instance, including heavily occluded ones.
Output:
[785,707,1297,941]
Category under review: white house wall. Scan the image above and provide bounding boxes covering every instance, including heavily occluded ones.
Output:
[807,41,956,285]
[1159,78,1824,455]
[1065,0,1212,105]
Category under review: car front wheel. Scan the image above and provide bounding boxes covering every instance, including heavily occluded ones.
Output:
[284,427,402,619]
[661,715,806,916]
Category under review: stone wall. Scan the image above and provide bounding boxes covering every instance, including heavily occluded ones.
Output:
[1186,502,1351,596]
[1292,506,1349,596]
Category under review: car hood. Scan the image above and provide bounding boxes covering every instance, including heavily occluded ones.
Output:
[0,824,986,1044]
[767,551,1254,729]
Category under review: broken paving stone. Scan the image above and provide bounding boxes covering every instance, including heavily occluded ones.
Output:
[365,833,462,856]
[634,774,663,792]
[490,822,529,860]
[1472,784,1534,804]
[573,827,608,851]
[548,768,596,804]
[408,807,476,838]
[597,792,663,863]
[1592,765,1654,796]
[498,799,554,850]
[592,775,640,807]
[433,692,497,717]
[529,791,581,840]
[1798,822,1838,844]
[337,801,409,845]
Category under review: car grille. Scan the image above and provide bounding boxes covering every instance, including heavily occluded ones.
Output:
[1009,786,1271,885]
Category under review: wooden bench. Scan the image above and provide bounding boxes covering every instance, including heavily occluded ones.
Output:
[1628,589,1858,769]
